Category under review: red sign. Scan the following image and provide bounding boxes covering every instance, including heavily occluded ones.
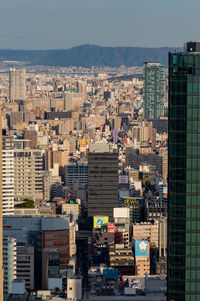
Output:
[107,224,115,232]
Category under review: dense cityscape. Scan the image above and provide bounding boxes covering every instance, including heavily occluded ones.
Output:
[0,40,199,301]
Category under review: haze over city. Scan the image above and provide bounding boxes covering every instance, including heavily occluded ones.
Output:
[0,0,199,49]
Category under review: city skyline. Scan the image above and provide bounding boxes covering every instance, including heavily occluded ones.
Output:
[0,0,199,50]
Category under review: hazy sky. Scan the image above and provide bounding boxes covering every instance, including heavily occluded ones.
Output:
[0,0,199,50]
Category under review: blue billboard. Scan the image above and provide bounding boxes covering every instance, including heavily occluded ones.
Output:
[135,240,148,257]
[103,269,118,279]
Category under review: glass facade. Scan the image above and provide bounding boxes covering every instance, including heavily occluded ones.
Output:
[168,48,200,301]
[143,62,165,119]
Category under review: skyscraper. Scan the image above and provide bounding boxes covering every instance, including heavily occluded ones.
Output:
[143,62,165,119]
[168,42,200,301]
[2,135,14,215]
[88,143,118,218]
[0,111,3,300]
[9,68,26,102]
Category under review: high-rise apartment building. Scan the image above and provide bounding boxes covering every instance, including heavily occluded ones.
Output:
[9,68,26,102]
[2,136,14,215]
[143,62,165,119]
[88,143,118,218]
[168,42,200,301]
[14,149,43,203]
[0,112,3,301]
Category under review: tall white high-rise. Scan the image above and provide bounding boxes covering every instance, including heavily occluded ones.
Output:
[9,68,26,102]
[2,136,14,216]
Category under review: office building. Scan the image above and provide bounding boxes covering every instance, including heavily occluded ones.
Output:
[88,143,118,218]
[3,215,71,289]
[64,162,88,189]
[2,135,14,215]
[143,62,165,119]
[9,68,26,102]
[16,245,34,290]
[168,42,200,300]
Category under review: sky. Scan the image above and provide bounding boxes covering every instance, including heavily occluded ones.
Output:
[0,0,199,50]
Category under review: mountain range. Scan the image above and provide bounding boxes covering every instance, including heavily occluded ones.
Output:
[0,44,175,67]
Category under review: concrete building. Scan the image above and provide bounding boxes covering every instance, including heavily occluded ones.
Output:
[9,68,26,102]
[88,143,118,218]
[132,121,156,149]
[16,245,34,290]
[0,112,3,300]
[133,221,159,248]
[64,162,88,189]
[159,217,167,258]
[143,62,165,119]
[3,215,71,289]
[126,148,164,177]
[109,244,135,275]
[67,277,82,301]
[14,149,43,203]
[2,136,14,215]
[3,237,17,294]
[64,92,83,111]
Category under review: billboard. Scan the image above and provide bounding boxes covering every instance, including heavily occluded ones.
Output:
[103,268,118,279]
[121,197,145,206]
[135,240,148,257]
[113,207,129,218]
[107,224,115,232]
[93,216,109,229]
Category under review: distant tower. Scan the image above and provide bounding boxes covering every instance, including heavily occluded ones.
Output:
[143,62,165,119]
[9,68,26,102]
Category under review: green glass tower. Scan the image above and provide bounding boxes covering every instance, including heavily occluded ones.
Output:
[168,42,200,301]
[143,62,165,119]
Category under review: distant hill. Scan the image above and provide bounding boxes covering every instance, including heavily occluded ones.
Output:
[0,44,175,67]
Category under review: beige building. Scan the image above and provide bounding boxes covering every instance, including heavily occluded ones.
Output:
[9,68,26,102]
[64,92,83,111]
[132,121,156,149]
[14,149,43,203]
[135,258,150,276]
[159,217,167,258]
[62,203,80,216]
[133,221,159,248]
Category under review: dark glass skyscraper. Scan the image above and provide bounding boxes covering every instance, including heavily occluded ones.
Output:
[168,42,200,301]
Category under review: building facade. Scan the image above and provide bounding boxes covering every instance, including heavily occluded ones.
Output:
[2,136,14,215]
[9,68,26,102]
[143,62,165,119]
[3,237,17,294]
[14,149,43,203]
[88,144,118,218]
[168,42,200,301]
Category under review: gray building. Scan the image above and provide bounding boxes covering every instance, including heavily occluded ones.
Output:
[143,62,165,119]
[64,162,88,189]
[3,216,70,289]
[88,143,118,218]
[16,244,34,290]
